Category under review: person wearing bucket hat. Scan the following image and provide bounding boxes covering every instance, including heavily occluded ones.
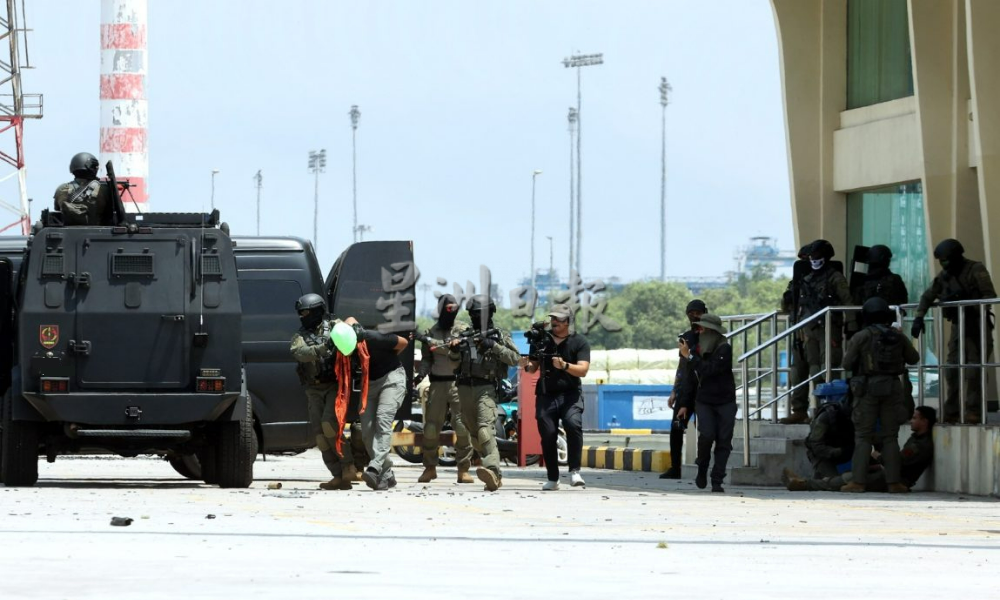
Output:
[524,303,591,490]
[676,313,736,493]
[290,293,361,490]
[659,299,707,479]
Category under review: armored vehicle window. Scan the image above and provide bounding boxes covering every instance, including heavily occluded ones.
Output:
[41,253,65,277]
[202,254,223,277]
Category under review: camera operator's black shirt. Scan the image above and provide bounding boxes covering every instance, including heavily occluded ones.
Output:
[536,333,591,395]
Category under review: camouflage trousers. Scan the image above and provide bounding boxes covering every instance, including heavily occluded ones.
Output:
[790,330,843,415]
[422,380,473,469]
[943,328,993,420]
[802,469,889,493]
[457,383,501,474]
[850,381,902,486]
[305,383,355,477]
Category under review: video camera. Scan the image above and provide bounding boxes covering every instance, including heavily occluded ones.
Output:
[524,321,557,360]
[677,330,698,349]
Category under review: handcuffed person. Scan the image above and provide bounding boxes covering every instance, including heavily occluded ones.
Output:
[524,304,591,491]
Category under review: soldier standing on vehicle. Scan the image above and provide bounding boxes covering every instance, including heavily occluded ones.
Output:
[524,303,591,491]
[290,294,358,491]
[841,298,920,493]
[53,152,112,226]
[780,240,856,424]
[911,239,996,424]
[450,297,520,491]
[414,294,474,484]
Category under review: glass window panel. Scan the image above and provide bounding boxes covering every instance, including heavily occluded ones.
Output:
[847,0,914,109]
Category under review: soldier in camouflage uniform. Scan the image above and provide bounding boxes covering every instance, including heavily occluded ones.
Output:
[52,152,112,226]
[783,406,936,492]
[289,293,358,490]
[449,297,520,491]
[781,240,857,424]
[852,244,913,421]
[841,298,920,493]
[415,294,474,484]
[911,239,996,424]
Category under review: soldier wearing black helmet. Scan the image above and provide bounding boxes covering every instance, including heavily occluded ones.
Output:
[840,297,920,493]
[53,152,112,226]
[852,245,908,307]
[449,296,520,491]
[781,239,857,424]
[289,293,360,490]
[911,239,996,424]
[660,298,706,479]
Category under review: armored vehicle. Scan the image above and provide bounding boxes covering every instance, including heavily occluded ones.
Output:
[0,165,254,487]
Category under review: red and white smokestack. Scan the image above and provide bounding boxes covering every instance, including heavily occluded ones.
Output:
[100,0,148,210]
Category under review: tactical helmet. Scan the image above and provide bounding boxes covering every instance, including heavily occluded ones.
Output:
[933,238,965,261]
[809,239,835,260]
[295,293,327,314]
[69,152,100,179]
[861,297,893,325]
[797,243,812,260]
[466,296,497,315]
[867,245,892,267]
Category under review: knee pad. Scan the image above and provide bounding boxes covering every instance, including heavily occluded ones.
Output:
[476,426,493,447]
[315,435,330,452]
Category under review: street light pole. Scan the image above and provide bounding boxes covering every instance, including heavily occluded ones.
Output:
[562,52,603,276]
[308,149,326,251]
[210,169,220,211]
[530,169,542,319]
[349,105,361,243]
[254,169,262,235]
[567,107,577,279]
[546,234,554,309]
[659,76,671,282]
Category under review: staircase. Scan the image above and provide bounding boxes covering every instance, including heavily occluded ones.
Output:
[679,420,812,486]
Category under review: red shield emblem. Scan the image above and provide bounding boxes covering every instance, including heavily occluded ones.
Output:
[39,325,59,349]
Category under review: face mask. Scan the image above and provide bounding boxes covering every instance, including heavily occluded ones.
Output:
[438,305,458,328]
[810,258,825,270]
[300,311,323,330]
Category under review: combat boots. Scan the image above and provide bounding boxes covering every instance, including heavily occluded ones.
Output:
[840,482,866,493]
[343,464,360,484]
[782,468,808,492]
[779,412,810,425]
[456,466,475,484]
[319,476,352,491]
[888,483,910,494]
[418,466,438,483]
[476,466,501,491]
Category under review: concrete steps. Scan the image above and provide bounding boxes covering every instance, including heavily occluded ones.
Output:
[679,420,812,486]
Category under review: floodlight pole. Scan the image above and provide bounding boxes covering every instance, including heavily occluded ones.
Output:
[562,53,603,276]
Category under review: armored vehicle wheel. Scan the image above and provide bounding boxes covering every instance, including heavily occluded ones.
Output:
[168,454,202,480]
[1,391,39,487]
[216,398,255,488]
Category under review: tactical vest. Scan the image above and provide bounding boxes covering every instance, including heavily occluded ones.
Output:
[296,319,337,385]
[859,325,907,376]
[856,273,907,307]
[456,329,507,382]
[936,263,982,322]
[798,268,843,326]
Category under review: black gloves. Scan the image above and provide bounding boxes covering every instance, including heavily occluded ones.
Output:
[352,322,367,342]
[413,374,425,386]
[910,316,924,338]
[478,337,496,350]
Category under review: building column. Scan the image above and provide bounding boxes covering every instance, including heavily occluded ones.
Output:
[771,0,847,253]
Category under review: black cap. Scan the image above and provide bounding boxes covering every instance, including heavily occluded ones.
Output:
[686,299,708,314]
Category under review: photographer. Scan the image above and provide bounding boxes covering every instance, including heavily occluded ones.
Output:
[524,304,591,491]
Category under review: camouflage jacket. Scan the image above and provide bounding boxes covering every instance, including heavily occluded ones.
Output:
[805,402,854,463]
[418,321,466,378]
[843,324,920,378]
[797,266,856,335]
[450,326,520,382]
[290,318,337,386]
[916,260,996,322]
[53,178,111,226]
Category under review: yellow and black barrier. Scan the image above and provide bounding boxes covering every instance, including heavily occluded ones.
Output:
[581,446,671,472]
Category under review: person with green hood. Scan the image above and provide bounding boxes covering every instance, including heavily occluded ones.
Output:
[676,313,736,493]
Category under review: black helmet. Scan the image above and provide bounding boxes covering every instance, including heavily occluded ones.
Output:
[466,296,496,314]
[69,152,100,179]
[797,243,812,259]
[861,297,893,325]
[295,293,326,314]
[867,245,893,269]
[933,239,965,261]
[809,239,835,260]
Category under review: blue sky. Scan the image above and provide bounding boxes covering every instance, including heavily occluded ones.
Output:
[15,1,792,315]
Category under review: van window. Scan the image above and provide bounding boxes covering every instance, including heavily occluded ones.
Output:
[240,280,303,341]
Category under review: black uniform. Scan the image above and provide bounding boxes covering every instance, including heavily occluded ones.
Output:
[535,332,590,482]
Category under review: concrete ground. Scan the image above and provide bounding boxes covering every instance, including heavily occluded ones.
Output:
[1,450,998,600]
